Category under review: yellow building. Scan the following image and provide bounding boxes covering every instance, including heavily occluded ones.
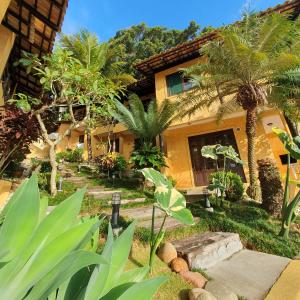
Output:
[65,0,299,190]
[22,0,300,190]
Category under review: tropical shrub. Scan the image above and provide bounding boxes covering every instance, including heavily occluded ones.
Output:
[0,105,40,176]
[257,158,283,217]
[37,172,59,192]
[202,144,243,205]
[210,171,244,202]
[0,175,166,299]
[141,168,195,269]
[130,143,166,170]
[66,148,83,163]
[272,128,300,238]
[97,152,127,176]
[40,161,52,173]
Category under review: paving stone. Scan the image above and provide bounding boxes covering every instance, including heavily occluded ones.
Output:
[206,249,291,300]
[87,190,120,199]
[138,216,200,232]
[108,198,146,205]
[173,232,243,269]
[120,206,165,220]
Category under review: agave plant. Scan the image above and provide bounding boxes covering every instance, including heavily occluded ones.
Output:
[141,168,195,269]
[0,175,166,299]
[272,127,300,239]
[201,144,243,205]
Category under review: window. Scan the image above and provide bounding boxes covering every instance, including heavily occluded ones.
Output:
[280,154,297,165]
[79,135,84,144]
[166,72,194,96]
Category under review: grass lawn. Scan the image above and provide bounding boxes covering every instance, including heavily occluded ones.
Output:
[126,242,193,300]
[132,197,300,259]
[40,176,154,214]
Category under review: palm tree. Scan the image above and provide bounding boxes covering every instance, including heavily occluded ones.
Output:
[110,94,179,145]
[181,13,300,200]
[60,30,135,161]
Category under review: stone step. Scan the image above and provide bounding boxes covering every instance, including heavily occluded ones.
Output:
[138,216,200,232]
[87,190,120,199]
[108,198,146,205]
[120,206,164,221]
[172,232,243,270]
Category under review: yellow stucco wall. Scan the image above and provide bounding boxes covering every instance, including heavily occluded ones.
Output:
[0,0,10,24]
[0,24,15,106]
[162,110,288,189]
[0,179,11,208]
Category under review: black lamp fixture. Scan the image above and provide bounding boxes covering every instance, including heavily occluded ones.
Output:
[111,192,121,228]
[203,187,211,208]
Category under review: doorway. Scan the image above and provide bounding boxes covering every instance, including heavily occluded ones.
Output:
[188,129,245,186]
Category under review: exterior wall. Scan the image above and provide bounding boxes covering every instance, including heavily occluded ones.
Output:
[0,0,11,24]
[163,110,288,189]
[0,24,15,105]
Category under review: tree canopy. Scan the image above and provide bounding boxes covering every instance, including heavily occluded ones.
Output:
[109,21,203,78]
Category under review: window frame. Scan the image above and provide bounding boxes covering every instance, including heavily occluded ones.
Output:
[166,71,194,97]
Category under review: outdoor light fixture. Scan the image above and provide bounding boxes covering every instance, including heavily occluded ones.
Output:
[111,192,121,228]
[58,177,63,192]
[203,187,211,208]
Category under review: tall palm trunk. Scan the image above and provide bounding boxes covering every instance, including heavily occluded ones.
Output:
[246,107,259,200]
[86,104,93,162]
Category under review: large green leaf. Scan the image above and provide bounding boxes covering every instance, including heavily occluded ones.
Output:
[28,250,107,299]
[201,145,218,160]
[0,175,40,262]
[2,218,99,300]
[142,168,195,225]
[272,127,300,160]
[84,221,136,300]
[117,276,167,300]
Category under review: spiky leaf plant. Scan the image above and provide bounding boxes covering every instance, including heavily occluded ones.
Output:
[0,175,166,299]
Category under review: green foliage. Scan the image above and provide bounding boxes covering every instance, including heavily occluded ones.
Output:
[97,152,127,174]
[57,148,83,163]
[189,199,300,258]
[40,161,52,173]
[0,175,166,299]
[110,94,179,143]
[202,144,243,205]
[130,143,166,170]
[141,168,194,269]
[109,22,201,78]
[272,127,300,238]
[210,171,244,202]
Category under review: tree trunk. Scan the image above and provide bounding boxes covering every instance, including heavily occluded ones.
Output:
[86,104,93,162]
[246,107,259,200]
[49,144,58,196]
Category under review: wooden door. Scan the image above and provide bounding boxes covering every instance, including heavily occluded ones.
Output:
[188,129,245,186]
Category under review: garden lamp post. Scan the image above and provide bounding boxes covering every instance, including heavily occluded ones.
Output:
[111,192,121,228]
[203,187,211,208]
[58,176,63,192]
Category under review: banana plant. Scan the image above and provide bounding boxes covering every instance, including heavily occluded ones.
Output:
[272,127,300,239]
[141,168,195,270]
[201,144,243,205]
[0,174,166,299]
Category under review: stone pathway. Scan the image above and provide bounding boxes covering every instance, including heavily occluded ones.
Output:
[120,206,200,232]
[61,165,146,204]
[205,249,290,300]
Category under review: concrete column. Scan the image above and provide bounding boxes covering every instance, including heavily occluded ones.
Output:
[0,24,15,106]
[0,0,11,24]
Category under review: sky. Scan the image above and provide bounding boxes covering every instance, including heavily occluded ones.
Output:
[62,0,286,41]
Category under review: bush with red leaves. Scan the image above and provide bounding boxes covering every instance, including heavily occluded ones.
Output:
[0,105,40,174]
